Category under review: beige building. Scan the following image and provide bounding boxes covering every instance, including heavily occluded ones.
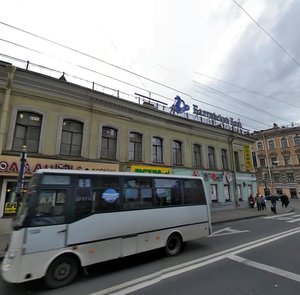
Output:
[0,59,256,219]
[252,123,300,198]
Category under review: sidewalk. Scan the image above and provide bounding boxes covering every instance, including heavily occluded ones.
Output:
[1,199,299,259]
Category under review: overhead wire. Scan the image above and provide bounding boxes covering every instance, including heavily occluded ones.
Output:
[194,72,300,109]
[193,80,291,124]
[0,21,287,130]
[232,0,300,67]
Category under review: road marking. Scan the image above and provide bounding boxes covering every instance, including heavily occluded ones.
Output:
[262,212,295,219]
[209,227,250,237]
[228,254,300,283]
[89,227,300,295]
[287,217,300,223]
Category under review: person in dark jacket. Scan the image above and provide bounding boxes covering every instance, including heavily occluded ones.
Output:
[270,195,277,214]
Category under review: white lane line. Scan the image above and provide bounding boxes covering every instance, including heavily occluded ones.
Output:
[262,212,296,219]
[228,254,300,283]
[287,218,300,223]
[209,227,250,237]
[89,227,300,295]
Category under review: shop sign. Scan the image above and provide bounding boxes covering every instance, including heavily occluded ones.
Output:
[4,202,20,214]
[131,165,171,174]
[203,172,224,182]
[0,155,119,176]
[244,145,253,171]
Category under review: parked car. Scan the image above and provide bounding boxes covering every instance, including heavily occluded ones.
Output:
[265,194,283,201]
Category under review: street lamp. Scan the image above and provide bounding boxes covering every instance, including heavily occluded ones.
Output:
[15,145,27,212]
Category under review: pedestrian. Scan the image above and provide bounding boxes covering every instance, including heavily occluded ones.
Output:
[255,193,261,211]
[270,195,277,214]
[248,194,255,208]
[281,193,289,208]
[260,194,266,210]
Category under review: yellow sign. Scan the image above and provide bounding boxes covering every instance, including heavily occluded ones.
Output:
[4,202,19,214]
[131,165,171,174]
[244,145,253,171]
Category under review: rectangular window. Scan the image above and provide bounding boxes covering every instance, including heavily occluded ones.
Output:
[129,132,142,161]
[210,184,218,202]
[221,149,228,170]
[182,179,206,205]
[287,173,294,183]
[259,158,266,167]
[173,141,182,165]
[234,151,240,171]
[12,112,42,152]
[284,155,291,166]
[224,184,230,201]
[237,185,242,201]
[273,173,280,183]
[60,120,83,156]
[152,137,163,163]
[193,144,201,167]
[101,127,117,160]
[208,146,216,169]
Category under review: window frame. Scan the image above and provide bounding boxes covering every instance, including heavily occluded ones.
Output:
[100,127,117,160]
[193,144,202,167]
[129,132,143,161]
[152,137,163,163]
[60,119,83,156]
[208,146,216,169]
[172,140,183,165]
[12,111,42,153]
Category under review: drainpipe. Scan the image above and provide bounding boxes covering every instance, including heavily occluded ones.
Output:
[229,135,238,207]
[0,65,16,154]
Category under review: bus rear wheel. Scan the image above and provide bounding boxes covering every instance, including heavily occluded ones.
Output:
[165,233,183,256]
[44,255,79,289]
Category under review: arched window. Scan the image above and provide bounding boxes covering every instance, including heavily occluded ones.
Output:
[208,146,216,169]
[60,120,83,156]
[281,137,288,148]
[152,137,163,163]
[193,144,202,167]
[294,135,300,146]
[268,140,275,150]
[257,141,263,151]
[12,111,42,152]
[173,140,182,165]
[129,132,142,161]
[101,127,117,160]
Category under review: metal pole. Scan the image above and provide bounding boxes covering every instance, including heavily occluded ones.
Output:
[15,145,27,213]
[16,145,27,191]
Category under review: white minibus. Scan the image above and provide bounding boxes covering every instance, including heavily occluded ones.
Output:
[1,169,211,288]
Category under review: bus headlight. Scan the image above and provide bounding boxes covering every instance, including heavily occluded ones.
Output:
[8,250,18,259]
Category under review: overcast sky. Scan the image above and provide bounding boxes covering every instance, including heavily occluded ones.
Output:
[1,0,300,132]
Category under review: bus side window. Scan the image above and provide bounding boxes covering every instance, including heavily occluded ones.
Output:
[183,179,206,205]
[75,188,92,218]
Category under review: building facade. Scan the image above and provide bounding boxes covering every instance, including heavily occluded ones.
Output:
[252,123,300,198]
[0,60,257,219]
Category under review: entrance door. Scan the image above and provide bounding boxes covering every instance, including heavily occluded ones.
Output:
[290,188,297,199]
[25,188,68,254]
[25,224,67,254]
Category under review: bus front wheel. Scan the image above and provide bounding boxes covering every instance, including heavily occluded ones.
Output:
[165,233,183,256]
[44,255,79,289]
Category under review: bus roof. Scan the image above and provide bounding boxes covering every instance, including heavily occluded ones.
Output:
[34,169,203,179]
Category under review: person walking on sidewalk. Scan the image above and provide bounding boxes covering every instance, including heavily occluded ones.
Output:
[255,193,261,211]
[281,193,289,208]
[248,194,255,208]
[270,195,277,214]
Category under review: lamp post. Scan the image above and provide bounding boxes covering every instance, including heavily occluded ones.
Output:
[15,145,27,212]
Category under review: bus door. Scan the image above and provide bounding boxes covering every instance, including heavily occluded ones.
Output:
[25,189,68,254]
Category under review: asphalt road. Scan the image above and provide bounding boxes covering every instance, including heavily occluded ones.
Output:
[1,212,300,294]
